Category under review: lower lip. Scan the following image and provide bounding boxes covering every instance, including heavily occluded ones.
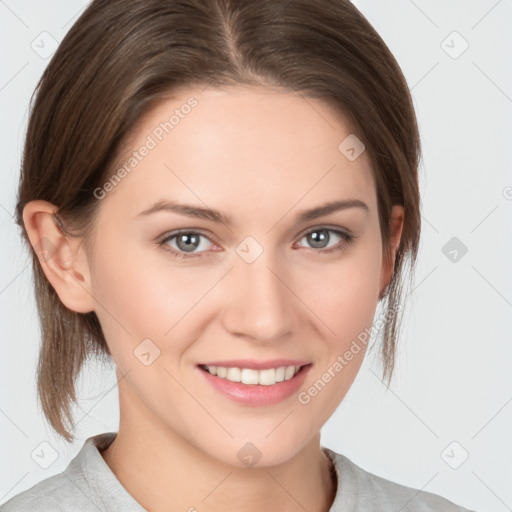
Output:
[197,364,312,406]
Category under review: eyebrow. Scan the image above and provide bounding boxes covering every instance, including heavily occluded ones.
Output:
[136,198,369,225]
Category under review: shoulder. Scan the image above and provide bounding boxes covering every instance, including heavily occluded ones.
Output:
[325,448,477,512]
[0,432,119,512]
[0,470,97,512]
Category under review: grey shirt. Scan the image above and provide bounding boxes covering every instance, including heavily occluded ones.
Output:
[1,432,476,511]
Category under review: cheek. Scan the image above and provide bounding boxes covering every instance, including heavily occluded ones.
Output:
[90,223,382,374]
[296,284,379,429]
[299,234,382,392]
[305,237,382,338]
[88,235,219,362]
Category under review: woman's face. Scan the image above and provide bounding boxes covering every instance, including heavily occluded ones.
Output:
[86,85,401,467]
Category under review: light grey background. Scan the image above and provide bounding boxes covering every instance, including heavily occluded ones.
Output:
[1,1,510,511]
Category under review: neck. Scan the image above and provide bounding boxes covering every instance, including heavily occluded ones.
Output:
[101,382,337,512]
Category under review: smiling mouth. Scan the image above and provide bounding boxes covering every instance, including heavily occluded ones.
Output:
[198,364,309,386]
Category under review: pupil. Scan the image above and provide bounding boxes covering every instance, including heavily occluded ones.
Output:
[308,230,328,249]
[177,233,199,252]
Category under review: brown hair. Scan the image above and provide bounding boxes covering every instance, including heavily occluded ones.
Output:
[15,0,421,442]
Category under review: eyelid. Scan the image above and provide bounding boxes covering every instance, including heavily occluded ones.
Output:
[158,224,356,257]
[159,224,354,243]
[295,226,355,252]
[158,228,219,252]
[298,224,355,239]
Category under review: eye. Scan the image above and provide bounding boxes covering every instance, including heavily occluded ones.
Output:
[158,226,355,260]
[296,227,354,254]
[159,230,215,259]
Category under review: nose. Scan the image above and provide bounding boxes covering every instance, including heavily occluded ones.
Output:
[220,248,295,343]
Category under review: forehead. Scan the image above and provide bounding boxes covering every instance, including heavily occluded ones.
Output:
[104,85,376,220]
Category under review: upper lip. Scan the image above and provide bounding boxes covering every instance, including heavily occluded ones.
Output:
[198,359,311,370]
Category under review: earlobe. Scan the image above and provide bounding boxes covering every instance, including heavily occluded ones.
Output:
[22,200,96,314]
[379,205,405,298]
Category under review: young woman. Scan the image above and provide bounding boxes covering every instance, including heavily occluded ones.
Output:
[2,0,476,510]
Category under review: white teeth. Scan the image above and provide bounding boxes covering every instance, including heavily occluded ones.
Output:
[275,366,285,382]
[241,368,259,385]
[226,367,241,382]
[203,365,302,385]
[284,366,295,380]
[258,368,275,386]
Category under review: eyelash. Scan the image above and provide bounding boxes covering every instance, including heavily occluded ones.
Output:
[157,227,355,260]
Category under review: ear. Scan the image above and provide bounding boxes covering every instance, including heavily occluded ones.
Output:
[22,200,96,313]
[379,205,404,299]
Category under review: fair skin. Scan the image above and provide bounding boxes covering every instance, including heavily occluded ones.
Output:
[23,85,403,512]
